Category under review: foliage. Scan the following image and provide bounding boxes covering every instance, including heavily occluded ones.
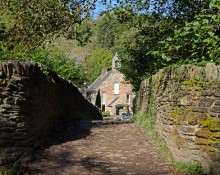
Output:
[82,48,113,83]
[174,162,205,175]
[115,104,124,110]
[135,113,206,175]
[67,18,93,46]
[0,165,24,175]
[0,0,76,54]
[120,13,176,90]
[95,89,101,108]
[80,8,138,86]
[0,0,92,86]
[157,0,220,66]
[135,113,157,139]
[117,0,219,91]
[102,111,110,117]
[0,47,86,86]
[151,0,210,21]
[96,14,116,48]
[96,9,136,49]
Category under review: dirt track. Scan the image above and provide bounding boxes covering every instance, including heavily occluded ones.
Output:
[25,121,174,175]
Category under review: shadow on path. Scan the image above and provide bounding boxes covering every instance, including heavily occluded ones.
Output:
[25,120,174,175]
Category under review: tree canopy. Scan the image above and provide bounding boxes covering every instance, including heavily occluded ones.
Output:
[0,0,219,89]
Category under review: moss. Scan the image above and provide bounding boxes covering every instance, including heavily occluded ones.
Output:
[200,145,217,153]
[196,128,220,139]
[169,107,192,125]
[169,107,183,125]
[200,145,218,160]
[186,127,195,133]
[199,117,220,131]
[102,111,110,117]
[195,138,218,146]
[183,78,213,91]
[188,113,198,125]
[195,123,220,161]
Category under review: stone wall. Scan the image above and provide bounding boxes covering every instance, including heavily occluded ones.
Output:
[138,63,220,174]
[0,61,102,166]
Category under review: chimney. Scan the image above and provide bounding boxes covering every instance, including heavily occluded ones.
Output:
[102,67,107,77]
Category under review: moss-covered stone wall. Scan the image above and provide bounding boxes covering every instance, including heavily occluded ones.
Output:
[0,61,102,166]
[138,63,220,174]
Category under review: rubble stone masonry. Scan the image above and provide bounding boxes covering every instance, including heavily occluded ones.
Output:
[137,63,220,174]
[0,61,102,166]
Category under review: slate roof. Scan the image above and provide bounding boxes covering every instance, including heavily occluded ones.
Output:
[87,70,112,91]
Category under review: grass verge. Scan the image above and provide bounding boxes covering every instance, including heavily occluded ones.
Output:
[134,113,207,175]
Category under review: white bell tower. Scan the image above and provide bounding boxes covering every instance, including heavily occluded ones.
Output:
[112,53,121,70]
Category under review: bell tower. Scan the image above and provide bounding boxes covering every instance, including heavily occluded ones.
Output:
[112,53,121,70]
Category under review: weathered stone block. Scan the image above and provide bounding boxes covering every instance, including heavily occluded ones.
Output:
[0,127,15,132]
[0,108,6,113]
[180,126,195,136]
[0,104,12,109]
[196,128,220,139]
[180,96,192,106]
[206,63,218,81]
[217,66,220,82]
[201,91,214,96]
[195,138,218,146]
[189,66,197,79]
[215,100,220,106]
[214,91,220,97]
[198,98,214,107]
[212,107,220,113]
[192,107,208,113]
[0,132,13,139]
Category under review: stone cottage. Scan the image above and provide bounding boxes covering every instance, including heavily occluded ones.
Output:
[86,53,135,115]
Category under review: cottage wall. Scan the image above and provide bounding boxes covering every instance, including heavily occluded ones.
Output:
[99,70,134,115]
[87,53,135,115]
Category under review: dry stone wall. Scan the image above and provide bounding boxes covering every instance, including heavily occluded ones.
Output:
[0,61,102,166]
[138,63,220,174]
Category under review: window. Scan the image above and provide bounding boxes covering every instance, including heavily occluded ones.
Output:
[102,104,105,112]
[126,94,130,104]
[114,83,119,94]
[102,93,106,104]
[115,60,121,69]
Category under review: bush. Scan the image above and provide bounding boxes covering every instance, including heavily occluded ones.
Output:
[102,111,110,117]
[0,47,86,87]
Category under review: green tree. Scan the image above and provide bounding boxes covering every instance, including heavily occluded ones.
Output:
[157,0,220,65]
[82,48,113,83]
[0,47,86,86]
[150,0,210,21]
[95,89,101,108]
[117,0,218,91]
[120,13,176,90]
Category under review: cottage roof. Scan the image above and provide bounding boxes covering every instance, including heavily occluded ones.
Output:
[88,53,121,92]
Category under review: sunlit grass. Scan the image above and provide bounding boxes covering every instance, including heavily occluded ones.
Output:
[134,113,206,175]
